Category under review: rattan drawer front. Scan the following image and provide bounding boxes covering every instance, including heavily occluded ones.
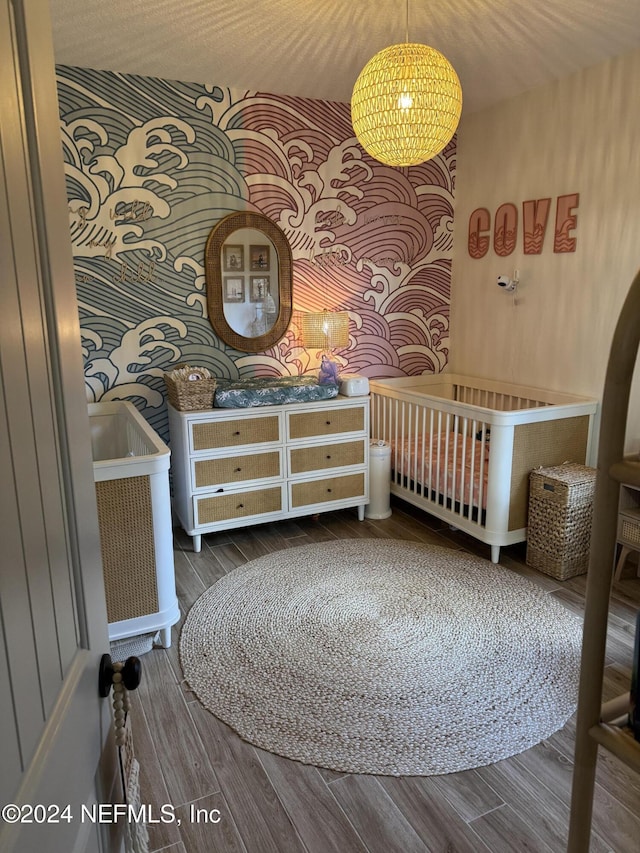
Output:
[288,406,365,440]
[191,415,280,451]
[290,473,365,509]
[289,439,365,476]
[193,451,282,489]
[195,486,283,525]
[619,512,640,547]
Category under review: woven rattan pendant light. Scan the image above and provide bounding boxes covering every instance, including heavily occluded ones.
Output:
[351,1,462,167]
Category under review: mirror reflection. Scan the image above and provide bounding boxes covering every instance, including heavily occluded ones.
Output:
[221,228,280,337]
[205,211,293,353]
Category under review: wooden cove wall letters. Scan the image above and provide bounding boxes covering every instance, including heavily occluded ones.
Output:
[468,193,579,258]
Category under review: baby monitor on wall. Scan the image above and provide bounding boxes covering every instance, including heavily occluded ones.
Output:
[497,274,517,292]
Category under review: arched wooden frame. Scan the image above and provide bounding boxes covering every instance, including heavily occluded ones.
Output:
[205,211,293,353]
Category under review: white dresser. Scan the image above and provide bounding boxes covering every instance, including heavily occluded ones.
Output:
[168,395,370,551]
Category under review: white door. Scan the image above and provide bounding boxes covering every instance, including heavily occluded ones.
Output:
[0,2,113,852]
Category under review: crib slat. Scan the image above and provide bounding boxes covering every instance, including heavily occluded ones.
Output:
[434,410,442,499]
[450,413,459,517]
[395,401,402,485]
[412,402,418,496]
[416,406,427,497]
[443,413,451,507]
[478,425,487,516]
[399,399,405,485]
[468,418,477,517]
[459,416,468,520]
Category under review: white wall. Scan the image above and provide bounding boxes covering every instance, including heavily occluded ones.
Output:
[451,46,640,454]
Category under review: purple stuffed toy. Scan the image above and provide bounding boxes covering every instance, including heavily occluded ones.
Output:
[318,354,340,385]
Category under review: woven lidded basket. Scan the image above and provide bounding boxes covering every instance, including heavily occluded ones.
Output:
[164,365,216,411]
[526,462,597,580]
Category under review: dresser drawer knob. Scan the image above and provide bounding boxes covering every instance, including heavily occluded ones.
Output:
[237,502,244,509]
[326,455,332,460]
[233,430,241,436]
[325,420,331,425]
[327,488,332,493]
[235,467,242,472]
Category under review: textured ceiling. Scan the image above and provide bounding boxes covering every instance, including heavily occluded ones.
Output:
[49,0,640,115]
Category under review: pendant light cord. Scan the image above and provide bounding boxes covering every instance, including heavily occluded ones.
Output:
[405,0,409,43]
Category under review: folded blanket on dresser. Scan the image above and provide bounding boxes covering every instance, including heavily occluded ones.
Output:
[214,376,339,408]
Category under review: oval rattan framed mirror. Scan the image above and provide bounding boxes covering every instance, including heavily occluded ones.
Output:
[205,211,293,353]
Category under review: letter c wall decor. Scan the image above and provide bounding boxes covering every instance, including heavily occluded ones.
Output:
[468,208,490,259]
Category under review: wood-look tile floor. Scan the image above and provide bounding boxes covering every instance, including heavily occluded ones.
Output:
[129,502,640,853]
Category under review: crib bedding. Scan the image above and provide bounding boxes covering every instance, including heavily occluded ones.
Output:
[391,432,490,510]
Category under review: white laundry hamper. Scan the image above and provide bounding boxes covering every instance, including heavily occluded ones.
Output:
[365,439,392,519]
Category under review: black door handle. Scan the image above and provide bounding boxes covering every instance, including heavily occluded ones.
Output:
[98,653,142,698]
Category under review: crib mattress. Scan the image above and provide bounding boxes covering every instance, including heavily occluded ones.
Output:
[214,376,339,408]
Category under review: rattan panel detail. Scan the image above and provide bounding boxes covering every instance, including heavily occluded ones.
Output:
[192,415,280,450]
[508,416,589,531]
[196,487,282,524]
[288,407,364,440]
[194,451,281,488]
[96,476,159,623]
[291,473,365,509]
[620,515,640,547]
[289,440,365,475]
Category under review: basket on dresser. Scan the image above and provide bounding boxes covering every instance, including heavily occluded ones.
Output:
[164,365,216,411]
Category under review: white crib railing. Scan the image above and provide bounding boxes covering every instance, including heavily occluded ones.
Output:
[452,381,550,411]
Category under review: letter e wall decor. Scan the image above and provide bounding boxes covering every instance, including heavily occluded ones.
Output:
[553,193,579,253]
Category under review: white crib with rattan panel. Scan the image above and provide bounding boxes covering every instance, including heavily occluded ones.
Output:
[369,375,598,562]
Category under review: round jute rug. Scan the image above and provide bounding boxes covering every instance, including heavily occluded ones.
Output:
[180,539,582,776]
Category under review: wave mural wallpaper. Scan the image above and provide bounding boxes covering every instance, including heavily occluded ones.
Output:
[57,66,456,438]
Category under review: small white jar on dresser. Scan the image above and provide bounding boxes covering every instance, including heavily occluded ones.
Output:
[168,395,370,551]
